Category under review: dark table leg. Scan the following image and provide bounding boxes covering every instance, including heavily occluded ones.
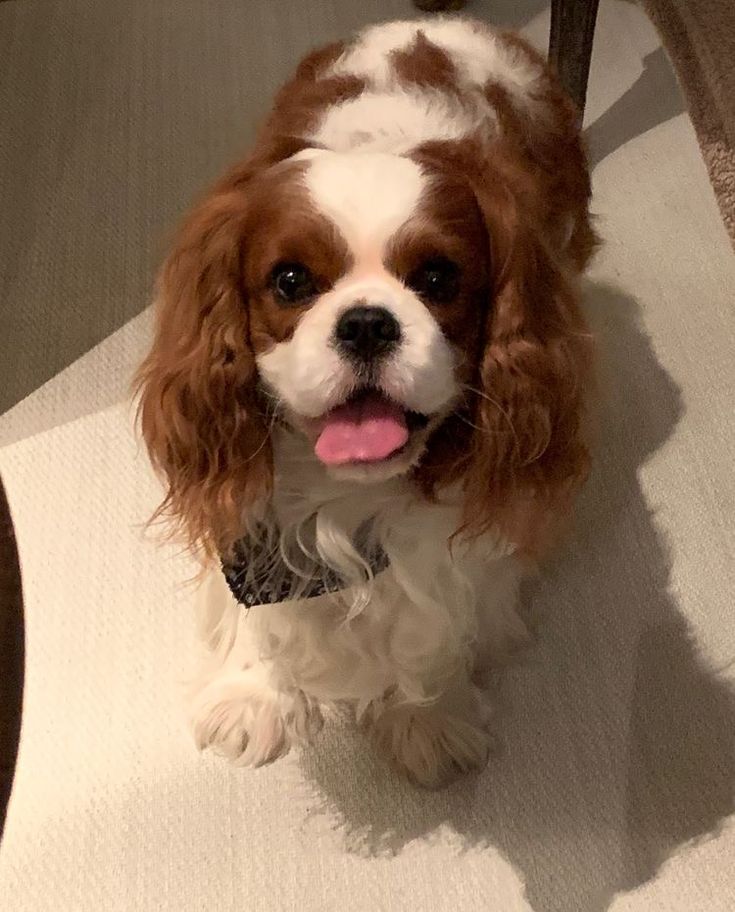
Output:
[549,0,601,118]
[0,476,24,844]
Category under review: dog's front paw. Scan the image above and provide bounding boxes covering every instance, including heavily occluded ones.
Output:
[365,696,492,789]
[189,666,323,767]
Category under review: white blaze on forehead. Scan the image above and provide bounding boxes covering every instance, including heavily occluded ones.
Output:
[302,150,426,254]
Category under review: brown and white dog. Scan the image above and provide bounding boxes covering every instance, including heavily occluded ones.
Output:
[136,18,596,787]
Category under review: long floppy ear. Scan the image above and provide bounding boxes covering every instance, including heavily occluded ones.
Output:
[135,183,272,559]
[461,181,593,555]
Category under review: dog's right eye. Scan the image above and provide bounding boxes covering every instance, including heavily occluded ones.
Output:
[270,262,316,305]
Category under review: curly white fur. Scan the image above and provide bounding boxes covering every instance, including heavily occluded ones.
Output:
[188,429,528,787]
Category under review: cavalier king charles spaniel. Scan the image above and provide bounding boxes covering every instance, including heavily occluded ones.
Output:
[136,18,596,788]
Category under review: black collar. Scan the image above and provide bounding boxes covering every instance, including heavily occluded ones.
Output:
[221,519,389,608]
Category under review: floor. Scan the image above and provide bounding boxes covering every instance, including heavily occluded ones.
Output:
[1,1,734,911]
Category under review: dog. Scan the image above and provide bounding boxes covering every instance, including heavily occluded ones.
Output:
[136,18,596,788]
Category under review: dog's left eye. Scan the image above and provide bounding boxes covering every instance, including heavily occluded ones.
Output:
[270,262,316,305]
[407,257,461,304]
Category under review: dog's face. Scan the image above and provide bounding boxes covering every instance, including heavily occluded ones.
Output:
[246,149,489,482]
[137,142,591,555]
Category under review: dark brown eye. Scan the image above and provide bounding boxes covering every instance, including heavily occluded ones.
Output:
[270,262,316,305]
[407,256,461,304]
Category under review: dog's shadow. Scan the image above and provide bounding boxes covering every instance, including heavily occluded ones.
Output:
[298,282,735,912]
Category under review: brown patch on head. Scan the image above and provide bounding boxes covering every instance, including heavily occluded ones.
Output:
[390,31,459,92]
[240,160,352,352]
[386,155,490,380]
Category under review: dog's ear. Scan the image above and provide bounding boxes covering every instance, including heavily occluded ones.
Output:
[409,136,593,554]
[459,164,593,555]
[135,175,273,559]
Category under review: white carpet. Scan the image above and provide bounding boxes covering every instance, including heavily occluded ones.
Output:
[1,2,735,911]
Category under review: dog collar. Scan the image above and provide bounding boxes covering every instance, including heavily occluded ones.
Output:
[221,520,389,607]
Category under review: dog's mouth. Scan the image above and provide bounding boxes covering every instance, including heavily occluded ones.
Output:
[313,388,430,467]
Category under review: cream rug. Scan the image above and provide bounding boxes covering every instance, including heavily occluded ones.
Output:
[1,2,735,911]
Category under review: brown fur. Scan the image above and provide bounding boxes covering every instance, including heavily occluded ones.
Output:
[135,181,270,559]
[385,169,490,388]
[390,31,460,93]
[241,166,353,352]
[260,41,365,143]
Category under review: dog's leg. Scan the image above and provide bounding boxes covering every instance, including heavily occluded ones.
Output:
[187,571,323,766]
[362,675,493,789]
[361,554,528,787]
[189,663,323,766]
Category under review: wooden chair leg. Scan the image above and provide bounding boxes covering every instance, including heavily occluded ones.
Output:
[549,0,600,118]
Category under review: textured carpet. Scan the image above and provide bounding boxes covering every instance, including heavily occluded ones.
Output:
[641,0,735,247]
[1,2,735,911]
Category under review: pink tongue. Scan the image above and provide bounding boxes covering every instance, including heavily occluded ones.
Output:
[315,394,409,465]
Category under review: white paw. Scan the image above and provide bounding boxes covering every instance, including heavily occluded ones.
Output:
[365,692,492,788]
[189,666,323,767]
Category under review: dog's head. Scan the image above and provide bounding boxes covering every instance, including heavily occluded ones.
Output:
[136,138,592,557]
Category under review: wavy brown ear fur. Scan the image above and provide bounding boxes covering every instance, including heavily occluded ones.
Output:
[415,132,594,556]
[135,181,272,559]
[461,192,593,556]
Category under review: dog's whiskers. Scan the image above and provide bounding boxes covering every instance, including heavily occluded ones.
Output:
[461,384,520,448]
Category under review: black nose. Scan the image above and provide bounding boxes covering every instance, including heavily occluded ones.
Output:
[335,306,401,361]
